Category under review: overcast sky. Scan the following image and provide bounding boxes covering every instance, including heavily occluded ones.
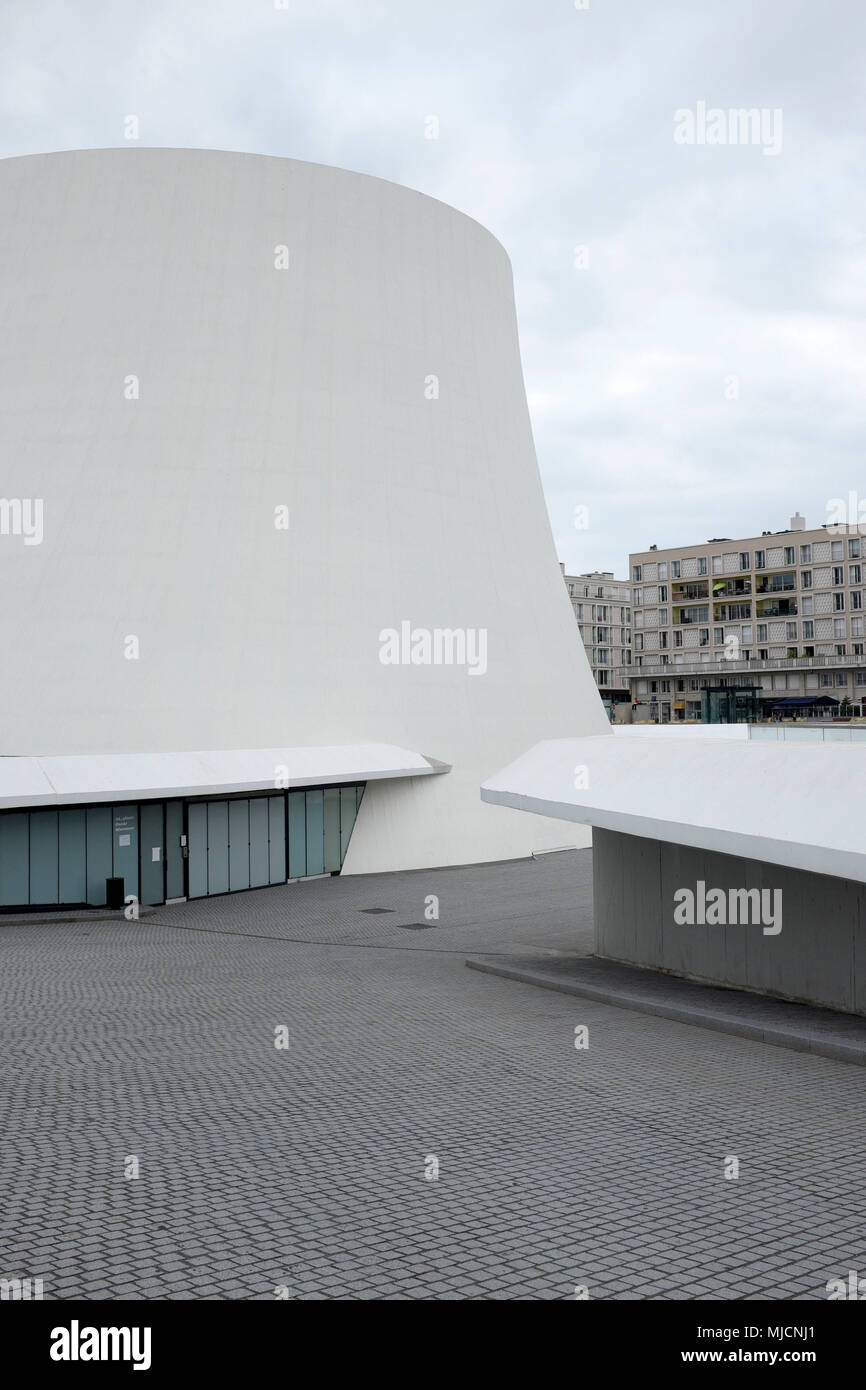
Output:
[2,0,864,575]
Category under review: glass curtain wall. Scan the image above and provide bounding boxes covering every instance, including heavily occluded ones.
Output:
[0,784,365,909]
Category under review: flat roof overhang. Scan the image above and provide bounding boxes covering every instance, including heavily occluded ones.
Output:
[481,732,866,885]
[0,745,449,810]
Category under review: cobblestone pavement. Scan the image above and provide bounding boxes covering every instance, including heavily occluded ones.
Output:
[1,850,864,1300]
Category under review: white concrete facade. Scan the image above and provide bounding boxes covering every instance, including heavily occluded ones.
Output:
[0,149,607,872]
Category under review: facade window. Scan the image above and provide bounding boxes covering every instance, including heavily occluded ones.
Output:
[835,645,847,657]
[800,569,812,588]
[834,592,845,611]
[632,564,642,582]
[671,560,681,578]
[658,608,668,626]
[712,555,722,574]
[802,595,813,615]
[634,588,642,606]
[757,623,768,641]
[699,628,709,646]
[698,557,707,575]
[851,564,862,585]
[659,632,668,649]
[831,540,844,561]
[786,622,797,640]
[833,566,844,586]
[837,673,847,686]
[658,562,667,580]
[674,629,683,647]
[853,591,863,610]
[739,551,750,570]
[802,620,814,639]
[799,544,812,563]
[853,618,864,637]
[849,538,861,559]
[713,627,724,645]
[742,625,753,643]
[658,585,668,602]
[784,546,795,565]
[834,618,846,637]
[755,550,765,569]
[676,604,709,624]
[635,633,643,651]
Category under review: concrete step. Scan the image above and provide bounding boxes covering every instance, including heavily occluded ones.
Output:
[466,950,866,1065]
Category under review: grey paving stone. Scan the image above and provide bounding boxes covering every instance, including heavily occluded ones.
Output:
[1,850,864,1300]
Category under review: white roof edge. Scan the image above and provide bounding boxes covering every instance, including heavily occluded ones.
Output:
[481,787,866,885]
[481,735,866,885]
[0,744,448,810]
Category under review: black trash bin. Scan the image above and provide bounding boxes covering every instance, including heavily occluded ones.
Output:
[106,876,125,910]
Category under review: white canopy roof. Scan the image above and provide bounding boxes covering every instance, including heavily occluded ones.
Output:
[481,730,866,884]
[0,744,446,809]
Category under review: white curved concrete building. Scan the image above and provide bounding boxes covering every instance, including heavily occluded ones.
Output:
[0,148,606,908]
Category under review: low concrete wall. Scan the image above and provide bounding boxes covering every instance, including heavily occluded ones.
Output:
[593,828,866,1015]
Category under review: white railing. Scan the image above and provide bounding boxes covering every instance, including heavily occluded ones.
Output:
[617,652,866,680]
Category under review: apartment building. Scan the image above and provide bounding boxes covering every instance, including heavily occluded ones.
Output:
[624,514,866,722]
[562,569,631,704]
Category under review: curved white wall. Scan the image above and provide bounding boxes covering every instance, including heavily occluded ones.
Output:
[0,148,608,871]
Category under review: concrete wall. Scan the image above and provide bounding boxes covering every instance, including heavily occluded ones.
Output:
[594,827,866,1015]
[0,149,609,872]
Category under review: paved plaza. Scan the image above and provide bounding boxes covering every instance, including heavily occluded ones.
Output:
[1,850,864,1300]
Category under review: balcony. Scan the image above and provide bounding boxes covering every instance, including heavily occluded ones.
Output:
[755,599,798,618]
[756,573,795,594]
[711,579,752,597]
[671,583,708,602]
[713,604,752,622]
